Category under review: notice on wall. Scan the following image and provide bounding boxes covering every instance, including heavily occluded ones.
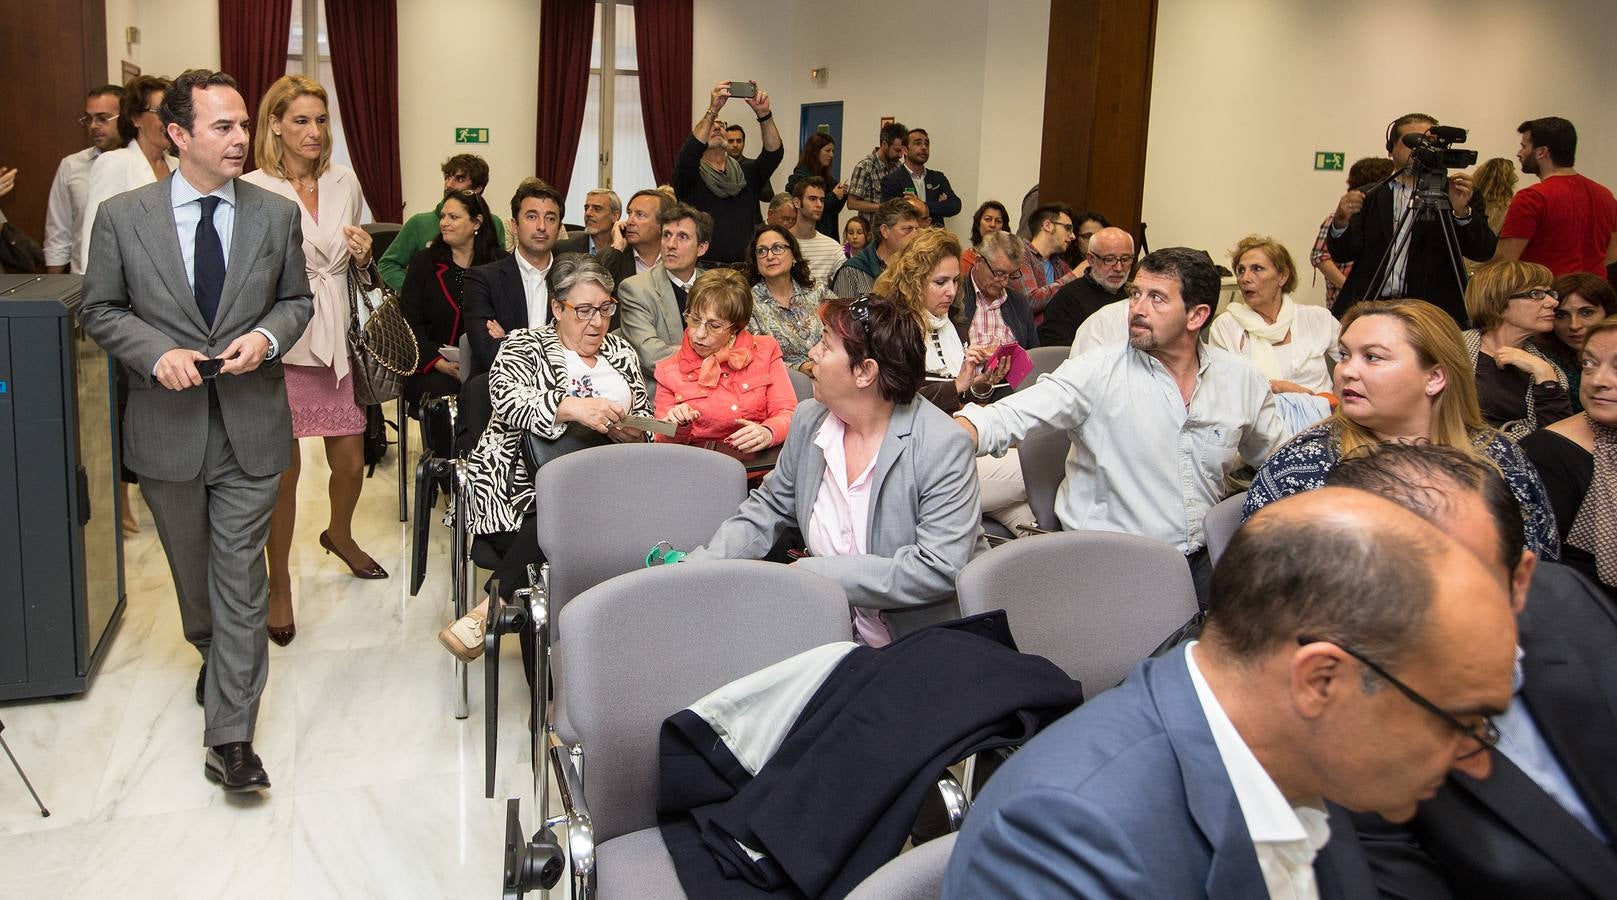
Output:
[455,128,490,144]
[1313,151,1345,171]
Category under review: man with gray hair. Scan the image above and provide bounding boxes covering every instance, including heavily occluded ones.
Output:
[765,192,798,231]
[557,187,622,257]
[958,230,1038,349]
[1039,225,1136,347]
[946,486,1513,897]
[829,197,922,296]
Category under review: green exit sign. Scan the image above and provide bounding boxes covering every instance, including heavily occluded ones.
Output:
[1313,151,1345,171]
[455,127,489,144]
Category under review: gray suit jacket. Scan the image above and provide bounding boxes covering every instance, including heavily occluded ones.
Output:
[617,260,700,379]
[79,177,314,481]
[686,397,985,638]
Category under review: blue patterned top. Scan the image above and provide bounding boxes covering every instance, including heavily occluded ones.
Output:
[1243,423,1561,560]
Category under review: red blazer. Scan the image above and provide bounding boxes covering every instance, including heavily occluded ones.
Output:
[654,329,797,445]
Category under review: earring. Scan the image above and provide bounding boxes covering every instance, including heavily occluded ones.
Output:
[273,129,281,136]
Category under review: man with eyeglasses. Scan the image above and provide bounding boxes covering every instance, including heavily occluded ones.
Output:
[1325,442,1617,899]
[44,85,125,273]
[946,485,1513,898]
[1011,202,1081,326]
[958,231,1038,350]
[1038,226,1135,347]
[619,202,711,386]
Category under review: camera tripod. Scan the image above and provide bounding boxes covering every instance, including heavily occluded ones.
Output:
[1358,168,1470,305]
[0,717,50,817]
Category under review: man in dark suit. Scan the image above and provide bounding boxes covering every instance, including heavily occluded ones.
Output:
[955,230,1038,349]
[462,178,565,377]
[555,187,622,257]
[878,128,961,226]
[1326,443,1617,900]
[79,69,313,792]
[1327,113,1497,327]
[945,487,1516,898]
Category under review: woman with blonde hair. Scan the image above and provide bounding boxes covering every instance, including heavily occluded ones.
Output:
[875,227,1033,533]
[1244,298,1559,558]
[1209,235,1340,396]
[242,74,382,645]
[1463,259,1571,440]
[1473,157,1519,236]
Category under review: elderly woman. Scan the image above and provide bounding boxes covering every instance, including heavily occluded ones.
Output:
[658,267,797,455]
[242,75,382,645]
[1245,299,1560,559]
[400,189,507,405]
[684,295,984,646]
[877,228,1034,534]
[1535,272,1617,413]
[439,254,650,660]
[1209,235,1340,395]
[744,224,826,373]
[1463,260,1571,440]
[1522,315,1617,593]
[960,199,1010,273]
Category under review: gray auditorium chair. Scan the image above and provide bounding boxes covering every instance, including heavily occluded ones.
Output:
[1023,344,1070,386]
[1203,490,1249,565]
[787,366,815,402]
[549,561,851,899]
[845,832,958,900]
[956,531,1197,695]
[1016,428,1071,532]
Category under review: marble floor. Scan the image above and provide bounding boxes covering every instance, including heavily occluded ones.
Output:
[0,436,555,899]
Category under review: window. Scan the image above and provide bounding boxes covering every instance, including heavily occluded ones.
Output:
[564,0,654,223]
[285,0,371,220]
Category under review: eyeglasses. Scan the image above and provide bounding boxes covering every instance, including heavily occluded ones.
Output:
[1090,252,1135,268]
[848,295,874,340]
[78,113,117,126]
[560,300,617,322]
[1051,220,1074,232]
[754,243,792,259]
[1297,636,1500,759]
[981,260,1017,281]
[1507,288,1559,302]
[684,313,733,334]
[142,107,161,116]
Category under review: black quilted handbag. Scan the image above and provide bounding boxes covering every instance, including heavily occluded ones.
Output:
[345,261,418,405]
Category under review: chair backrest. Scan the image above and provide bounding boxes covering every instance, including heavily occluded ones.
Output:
[787,366,815,402]
[845,833,957,900]
[555,560,850,842]
[1203,491,1248,566]
[361,222,402,260]
[1017,428,1071,531]
[956,531,1197,694]
[1024,345,1070,386]
[533,442,749,618]
[456,333,472,383]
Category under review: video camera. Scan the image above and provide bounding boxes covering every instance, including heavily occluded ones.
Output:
[1400,125,1479,212]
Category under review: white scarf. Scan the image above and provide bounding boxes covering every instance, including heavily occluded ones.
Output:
[924,312,965,377]
[1225,294,1296,381]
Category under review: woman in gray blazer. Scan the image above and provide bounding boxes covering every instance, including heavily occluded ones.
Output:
[686,295,985,644]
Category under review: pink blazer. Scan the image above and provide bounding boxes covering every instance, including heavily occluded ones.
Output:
[654,329,797,445]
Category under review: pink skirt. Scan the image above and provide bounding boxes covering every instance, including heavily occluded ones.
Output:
[284,363,366,438]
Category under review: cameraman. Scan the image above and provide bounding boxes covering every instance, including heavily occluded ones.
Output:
[1327,113,1498,327]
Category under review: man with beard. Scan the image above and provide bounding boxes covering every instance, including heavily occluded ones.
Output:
[45,84,125,273]
[1038,226,1136,347]
[672,81,781,266]
[878,128,961,226]
[954,247,1286,603]
[1494,117,1617,278]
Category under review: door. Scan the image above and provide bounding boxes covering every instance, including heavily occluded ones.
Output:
[798,102,845,182]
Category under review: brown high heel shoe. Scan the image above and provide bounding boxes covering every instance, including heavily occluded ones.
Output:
[268,591,296,647]
[319,531,388,579]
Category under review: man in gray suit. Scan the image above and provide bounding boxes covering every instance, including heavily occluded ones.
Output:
[79,70,313,792]
[616,202,710,383]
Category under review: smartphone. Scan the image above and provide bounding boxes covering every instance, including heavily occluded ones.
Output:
[727,81,756,98]
[194,358,223,380]
[983,341,1021,370]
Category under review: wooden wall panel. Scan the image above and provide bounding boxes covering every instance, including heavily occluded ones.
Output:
[1039,0,1158,240]
[0,0,108,251]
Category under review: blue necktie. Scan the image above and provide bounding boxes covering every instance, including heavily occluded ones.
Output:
[194,195,225,326]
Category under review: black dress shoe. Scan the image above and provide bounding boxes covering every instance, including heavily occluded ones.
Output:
[196,663,206,707]
[205,741,270,792]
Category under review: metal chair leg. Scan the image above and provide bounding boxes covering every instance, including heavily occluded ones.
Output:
[0,719,49,817]
[450,459,470,720]
[397,395,409,522]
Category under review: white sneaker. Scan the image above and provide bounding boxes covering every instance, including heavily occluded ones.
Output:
[438,609,487,661]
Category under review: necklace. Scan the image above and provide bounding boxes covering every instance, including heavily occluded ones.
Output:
[293,177,318,194]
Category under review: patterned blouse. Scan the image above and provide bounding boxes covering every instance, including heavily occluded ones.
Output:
[1243,422,1561,560]
[463,325,652,535]
[748,280,825,369]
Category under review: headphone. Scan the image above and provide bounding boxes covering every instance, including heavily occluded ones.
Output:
[1386,113,1439,153]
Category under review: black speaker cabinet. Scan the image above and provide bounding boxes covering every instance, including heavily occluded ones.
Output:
[0,274,126,699]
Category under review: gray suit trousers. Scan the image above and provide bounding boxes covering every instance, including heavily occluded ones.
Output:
[140,402,281,746]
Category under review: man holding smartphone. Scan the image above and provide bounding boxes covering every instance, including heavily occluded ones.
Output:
[673,80,782,266]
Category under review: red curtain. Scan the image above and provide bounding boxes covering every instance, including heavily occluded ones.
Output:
[327,0,405,222]
[635,0,693,186]
[218,0,294,132]
[535,0,595,189]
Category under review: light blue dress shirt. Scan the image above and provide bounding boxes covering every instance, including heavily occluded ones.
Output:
[168,172,278,358]
[1494,648,1610,844]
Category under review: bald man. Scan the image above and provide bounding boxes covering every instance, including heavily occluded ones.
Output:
[945,487,1517,898]
[1037,226,1135,347]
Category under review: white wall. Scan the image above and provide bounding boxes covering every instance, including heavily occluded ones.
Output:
[105,0,221,82]
[1143,0,1617,305]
